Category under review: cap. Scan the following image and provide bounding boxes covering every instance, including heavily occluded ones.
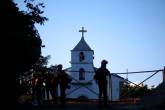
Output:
[101,60,108,64]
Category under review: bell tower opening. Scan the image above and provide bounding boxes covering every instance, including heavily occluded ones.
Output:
[79,52,85,62]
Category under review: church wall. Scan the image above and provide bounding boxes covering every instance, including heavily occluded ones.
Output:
[71,63,95,82]
[70,71,95,82]
[111,75,123,101]
[72,64,94,71]
[66,80,99,99]
[71,51,93,63]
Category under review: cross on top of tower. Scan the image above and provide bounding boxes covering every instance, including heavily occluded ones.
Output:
[79,27,87,37]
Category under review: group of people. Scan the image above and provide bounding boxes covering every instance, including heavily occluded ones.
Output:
[31,60,111,108]
[31,64,71,107]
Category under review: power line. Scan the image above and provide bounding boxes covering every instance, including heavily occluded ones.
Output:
[65,69,163,74]
[111,69,163,74]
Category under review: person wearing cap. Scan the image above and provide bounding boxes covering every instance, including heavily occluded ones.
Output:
[94,60,110,108]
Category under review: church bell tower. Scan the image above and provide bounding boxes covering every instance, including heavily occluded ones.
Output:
[70,27,94,83]
[66,27,98,99]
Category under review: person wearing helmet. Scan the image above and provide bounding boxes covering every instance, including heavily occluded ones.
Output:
[94,59,110,108]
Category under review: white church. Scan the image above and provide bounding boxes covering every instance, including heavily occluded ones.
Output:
[65,27,125,101]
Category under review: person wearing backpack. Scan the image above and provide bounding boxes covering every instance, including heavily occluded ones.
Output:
[94,60,110,108]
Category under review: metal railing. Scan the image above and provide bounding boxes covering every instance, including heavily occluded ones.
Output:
[119,69,163,98]
[65,68,164,101]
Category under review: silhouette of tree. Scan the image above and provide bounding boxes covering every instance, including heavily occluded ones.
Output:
[32,55,50,74]
[3,0,48,100]
[17,55,50,79]
[120,83,153,99]
[16,55,50,98]
[33,55,50,68]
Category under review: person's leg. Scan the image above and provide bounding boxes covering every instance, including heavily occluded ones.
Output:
[46,87,50,101]
[60,86,66,106]
[60,85,65,107]
[98,83,103,107]
[103,83,108,107]
[32,87,36,102]
[52,86,58,104]
[36,87,42,105]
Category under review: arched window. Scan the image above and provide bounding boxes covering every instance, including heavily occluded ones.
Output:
[79,52,85,62]
[79,68,85,80]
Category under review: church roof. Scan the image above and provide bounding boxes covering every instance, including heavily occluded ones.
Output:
[72,37,93,51]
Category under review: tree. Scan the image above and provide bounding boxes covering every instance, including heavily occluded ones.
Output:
[120,83,152,99]
[16,55,50,98]
[2,0,47,100]
[32,55,51,75]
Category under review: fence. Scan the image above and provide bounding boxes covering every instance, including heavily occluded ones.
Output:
[65,68,164,102]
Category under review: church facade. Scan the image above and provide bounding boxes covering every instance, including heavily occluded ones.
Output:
[65,27,124,101]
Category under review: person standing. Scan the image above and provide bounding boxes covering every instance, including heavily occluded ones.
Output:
[57,64,71,107]
[50,72,59,104]
[94,60,110,108]
[31,73,42,106]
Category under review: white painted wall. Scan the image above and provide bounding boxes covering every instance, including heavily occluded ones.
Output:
[71,51,94,63]
[110,75,124,101]
[66,81,99,99]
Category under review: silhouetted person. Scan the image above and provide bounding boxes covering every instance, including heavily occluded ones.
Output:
[43,71,59,104]
[50,72,59,104]
[43,73,52,102]
[94,60,110,108]
[57,64,71,107]
[31,73,43,106]
[31,74,38,105]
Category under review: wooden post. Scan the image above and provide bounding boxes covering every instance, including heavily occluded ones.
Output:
[163,66,165,82]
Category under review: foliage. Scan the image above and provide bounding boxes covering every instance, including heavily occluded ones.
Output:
[120,83,153,99]
[4,0,47,74]
[16,55,50,97]
[24,0,48,25]
[3,0,47,99]
[32,55,50,74]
